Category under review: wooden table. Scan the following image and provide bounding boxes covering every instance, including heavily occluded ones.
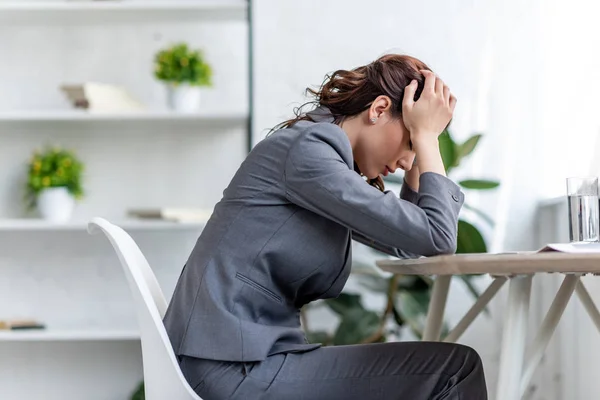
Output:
[377,252,600,400]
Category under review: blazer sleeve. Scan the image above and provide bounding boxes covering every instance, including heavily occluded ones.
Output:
[284,123,465,257]
[352,182,421,259]
[399,180,419,204]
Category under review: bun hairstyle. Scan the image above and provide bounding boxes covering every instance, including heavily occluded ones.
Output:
[272,54,431,191]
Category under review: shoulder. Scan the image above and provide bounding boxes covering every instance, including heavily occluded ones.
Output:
[287,121,353,169]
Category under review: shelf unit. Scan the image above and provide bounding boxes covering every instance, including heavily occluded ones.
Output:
[0,110,248,131]
[0,1,248,22]
[0,2,254,398]
[0,218,206,231]
[0,110,247,123]
[0,329,139,341]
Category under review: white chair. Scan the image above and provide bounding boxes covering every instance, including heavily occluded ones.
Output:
[87,217,202,400]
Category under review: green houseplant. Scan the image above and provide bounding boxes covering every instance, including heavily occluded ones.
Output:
[303,127,500,345]
[154,42,213,112]
[25,146,84,222]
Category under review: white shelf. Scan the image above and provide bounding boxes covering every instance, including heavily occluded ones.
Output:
[0,218,205,231]
[0,1,247,23]
[0,110,247,126]
[0,329,139,341]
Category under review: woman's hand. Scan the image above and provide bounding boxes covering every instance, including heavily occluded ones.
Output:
[402,70,457,176]
[402,70,456,144]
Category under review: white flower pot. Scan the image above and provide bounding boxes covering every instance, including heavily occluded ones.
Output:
[37,187,75,223]
[166,84,201,113]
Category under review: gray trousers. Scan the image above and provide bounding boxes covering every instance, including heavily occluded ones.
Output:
[179,341,488,399]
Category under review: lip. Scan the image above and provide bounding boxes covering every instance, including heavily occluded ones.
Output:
[383,166,392,176]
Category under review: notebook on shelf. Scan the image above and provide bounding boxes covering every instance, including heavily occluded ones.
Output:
[127,207,213,223]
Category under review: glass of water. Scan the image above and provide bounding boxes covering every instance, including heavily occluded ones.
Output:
[567,177,599,242]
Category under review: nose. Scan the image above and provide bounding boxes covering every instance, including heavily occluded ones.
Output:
[397,155,415,172]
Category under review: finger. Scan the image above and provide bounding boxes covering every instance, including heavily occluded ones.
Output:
[420,69,435,94]
[443,85,451,105]
[449,94,457,112]
[403,79,418,109]
[435,76,444,97]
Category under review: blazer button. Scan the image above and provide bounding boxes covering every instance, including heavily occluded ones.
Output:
[452,194,460,202]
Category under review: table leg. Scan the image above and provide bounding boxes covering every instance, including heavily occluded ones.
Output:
[520,274,579,397]
[444,276,507,343]
[423,275,451,342]
[496,275,533,400]
[576,280,600,333]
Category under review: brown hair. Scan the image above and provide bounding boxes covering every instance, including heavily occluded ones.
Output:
[270,54,431,191]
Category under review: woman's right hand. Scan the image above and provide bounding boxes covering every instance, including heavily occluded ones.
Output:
[402,70,457,146]
[402,70,457,177]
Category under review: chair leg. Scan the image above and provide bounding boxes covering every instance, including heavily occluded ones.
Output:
[496,275,533,400]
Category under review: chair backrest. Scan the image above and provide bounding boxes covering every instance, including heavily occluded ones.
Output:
[88,217,201,400]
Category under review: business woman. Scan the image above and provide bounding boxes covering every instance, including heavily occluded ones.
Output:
[164,54,488,399]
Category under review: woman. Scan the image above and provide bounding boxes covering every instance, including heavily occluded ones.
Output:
[164,54,488,399]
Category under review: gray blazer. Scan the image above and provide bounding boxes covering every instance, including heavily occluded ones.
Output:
[163,108,465,362]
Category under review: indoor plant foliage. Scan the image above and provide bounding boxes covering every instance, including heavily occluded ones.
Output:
[154,42,213,112]
[25,146,84,222]
[303,127,500,345]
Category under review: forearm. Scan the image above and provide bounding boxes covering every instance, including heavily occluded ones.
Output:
[412,136,446,177]
[404,163,420,192]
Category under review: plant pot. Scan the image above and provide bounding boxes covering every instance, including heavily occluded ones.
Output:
[166,84,201,113]
[37,187,75,223]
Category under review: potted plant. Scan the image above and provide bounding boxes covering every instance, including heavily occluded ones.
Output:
[154,42,213,112]
[25,147,84,223]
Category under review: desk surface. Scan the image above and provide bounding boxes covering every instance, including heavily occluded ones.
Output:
[376,252,600,275]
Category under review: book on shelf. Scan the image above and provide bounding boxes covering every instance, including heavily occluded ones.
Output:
[60,82,146,112]
[127,208,213,223]
[0,319,45,330]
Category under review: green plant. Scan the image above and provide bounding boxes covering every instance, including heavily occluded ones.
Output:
[130,381,144,400]
[25,146,84,209]
[303,127,500,345]
[154,43,213,87]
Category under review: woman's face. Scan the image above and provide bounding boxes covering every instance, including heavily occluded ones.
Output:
[354,97,416,180]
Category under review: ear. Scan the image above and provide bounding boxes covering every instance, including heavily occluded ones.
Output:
[369,95,393,121]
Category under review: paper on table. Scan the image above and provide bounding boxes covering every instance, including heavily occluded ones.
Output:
[538,242,600,253]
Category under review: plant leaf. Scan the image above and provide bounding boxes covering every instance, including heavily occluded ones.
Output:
[332,309,381,345]
[459,179,500,190]
[396,289,430,339]
[438,129,457,173]
[396,275,431,291]
[457,275,490,315]
[392,303,405,326]
[462,203,495,227]
[131,381,145,400]
[305,330,332,345]
[455,134,482,166]
[357,274,390,293]
[456,220,487,254]
[324,293,364,316]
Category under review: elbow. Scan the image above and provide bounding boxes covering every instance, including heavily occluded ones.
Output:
[422,227,458,256]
